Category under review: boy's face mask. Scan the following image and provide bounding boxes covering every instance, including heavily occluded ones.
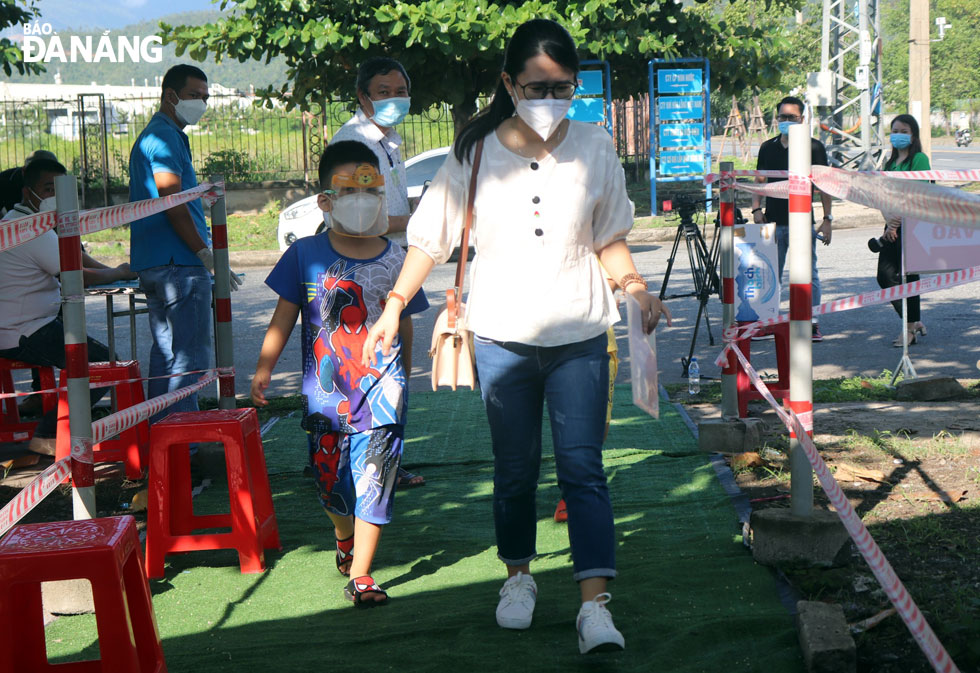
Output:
[324,164,389,237]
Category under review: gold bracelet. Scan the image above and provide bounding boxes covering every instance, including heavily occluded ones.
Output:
[619,272,647,292]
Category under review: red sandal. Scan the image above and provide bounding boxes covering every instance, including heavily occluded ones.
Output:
[344,575,388,607]
[335,534,354,577]
[553,499,568,523]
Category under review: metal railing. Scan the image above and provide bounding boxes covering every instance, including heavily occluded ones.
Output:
[1,92,652,202]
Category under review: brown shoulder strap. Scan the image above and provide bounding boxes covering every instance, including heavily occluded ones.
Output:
[452,138,483,320]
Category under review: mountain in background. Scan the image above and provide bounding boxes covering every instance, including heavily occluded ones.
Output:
[6,11,292,93]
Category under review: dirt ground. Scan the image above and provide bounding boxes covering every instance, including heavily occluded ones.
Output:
[684,389,980,673]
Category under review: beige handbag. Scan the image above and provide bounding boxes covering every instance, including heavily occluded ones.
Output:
[429,139,483,391]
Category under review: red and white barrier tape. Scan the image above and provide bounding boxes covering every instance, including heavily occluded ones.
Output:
[731,347,960,673]
[78,182,222,236]
[862,168,980,182]
[705,167,980,186]
[0,210,57,252]
[0,182,223,253]
[812,166,980,230]
[91,370,218,445]
[714,265,980,366]
[0,367,228,402]
[0,458,71,538]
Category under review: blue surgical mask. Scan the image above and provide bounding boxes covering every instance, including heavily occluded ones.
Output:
[370,96,411,127]
[778,121,799,136]
[890,133,912,149]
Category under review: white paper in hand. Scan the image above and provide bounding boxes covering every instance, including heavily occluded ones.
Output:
[626,293,659,419]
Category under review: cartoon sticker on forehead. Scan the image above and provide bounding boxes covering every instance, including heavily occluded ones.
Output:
[332,164,385,189]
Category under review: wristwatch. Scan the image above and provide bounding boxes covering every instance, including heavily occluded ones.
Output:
[823,214,834,221]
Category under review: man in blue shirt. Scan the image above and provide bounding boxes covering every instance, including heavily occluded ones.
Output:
[129,64,237,418]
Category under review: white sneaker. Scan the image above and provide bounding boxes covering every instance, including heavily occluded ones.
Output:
[495,572,537,630]
[576,593,625,654]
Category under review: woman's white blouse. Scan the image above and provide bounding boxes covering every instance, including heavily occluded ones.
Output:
[408,121,634,347]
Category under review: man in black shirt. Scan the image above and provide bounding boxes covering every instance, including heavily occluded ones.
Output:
[751,96,833,341]
[0,150,59,217]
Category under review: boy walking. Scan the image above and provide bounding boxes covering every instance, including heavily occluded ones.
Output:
[251,141,428,606]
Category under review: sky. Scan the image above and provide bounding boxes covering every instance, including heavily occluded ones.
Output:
[29,0,222,31]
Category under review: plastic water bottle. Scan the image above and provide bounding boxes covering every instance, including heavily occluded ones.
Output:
[688,358,700,395]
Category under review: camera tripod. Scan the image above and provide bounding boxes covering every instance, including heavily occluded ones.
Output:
[658,200,722,377]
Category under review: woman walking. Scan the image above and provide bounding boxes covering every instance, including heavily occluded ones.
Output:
[363,18,670,654]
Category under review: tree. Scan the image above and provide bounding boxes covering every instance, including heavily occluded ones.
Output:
[163,0,804,130]
[881,0,980,129]
[1,0,44,77]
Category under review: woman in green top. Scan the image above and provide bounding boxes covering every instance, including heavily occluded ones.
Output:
[876,113,929,346]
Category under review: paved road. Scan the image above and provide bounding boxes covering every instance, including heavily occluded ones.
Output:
[931,146,980,172]
[79,224,980,406]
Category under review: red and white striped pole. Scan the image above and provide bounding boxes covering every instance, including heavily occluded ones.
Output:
[787,124,814,517]
[209,176,235,410]
[719,161,738,418]
[55,174,96,519]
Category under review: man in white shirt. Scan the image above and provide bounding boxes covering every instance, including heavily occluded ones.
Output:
[0,159,137,455]
[330,57,414,234]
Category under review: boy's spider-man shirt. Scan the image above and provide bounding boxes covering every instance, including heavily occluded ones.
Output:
[265,234,428,433]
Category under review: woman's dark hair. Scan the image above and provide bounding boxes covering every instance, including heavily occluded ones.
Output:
[454,19,579,162]
[886,113,922,169]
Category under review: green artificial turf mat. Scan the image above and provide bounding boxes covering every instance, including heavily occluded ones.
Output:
[44,386,803,671]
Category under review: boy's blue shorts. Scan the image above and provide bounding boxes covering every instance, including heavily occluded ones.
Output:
[304,420,404,525]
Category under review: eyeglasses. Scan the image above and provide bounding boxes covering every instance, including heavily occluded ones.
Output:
[776,114,802,122]
[514,79,577,100]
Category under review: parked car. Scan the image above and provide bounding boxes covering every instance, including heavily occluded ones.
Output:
[277,146,450,251]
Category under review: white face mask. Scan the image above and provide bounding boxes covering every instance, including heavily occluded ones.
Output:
[173,97,207,126]
[29,187,55,212]
[512,97,573,141]
[327,192,388,237]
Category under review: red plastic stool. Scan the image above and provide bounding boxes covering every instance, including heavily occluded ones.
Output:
[146,408,281,577]
[0,358,57,443]
[55,361,150,480]
[0,516,167,673]
[735,321,791,418]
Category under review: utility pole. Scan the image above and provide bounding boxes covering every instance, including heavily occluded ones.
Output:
[908,0,931,160]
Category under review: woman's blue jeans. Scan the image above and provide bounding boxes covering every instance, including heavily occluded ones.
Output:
[473,332,615,582]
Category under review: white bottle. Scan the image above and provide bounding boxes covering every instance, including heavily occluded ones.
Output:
[688,357,700,395]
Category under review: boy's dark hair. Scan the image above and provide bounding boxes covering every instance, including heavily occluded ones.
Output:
[317,141,380,189]
[776,96,805,117]
[23,159,67,188]
[161,64,208,100]
[355,57,411,97]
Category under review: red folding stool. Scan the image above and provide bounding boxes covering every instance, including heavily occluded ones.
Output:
[0,358,57,443]
[55,361,150,480]
[735,321,791,418]
[145,408,281,577]
[0,516,167,673]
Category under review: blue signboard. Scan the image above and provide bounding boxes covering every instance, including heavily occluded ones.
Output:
[657,68,703,94]
[576,70,604,96]
[658,95,703,121]
[568,98,605,123]
[659,123,704,148]
[649,58,712,214]
[659,150,705,176]
[565,61,612,135]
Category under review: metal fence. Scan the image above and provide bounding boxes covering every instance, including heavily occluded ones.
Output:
[0,91,651,206]
[0,93,458,206]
